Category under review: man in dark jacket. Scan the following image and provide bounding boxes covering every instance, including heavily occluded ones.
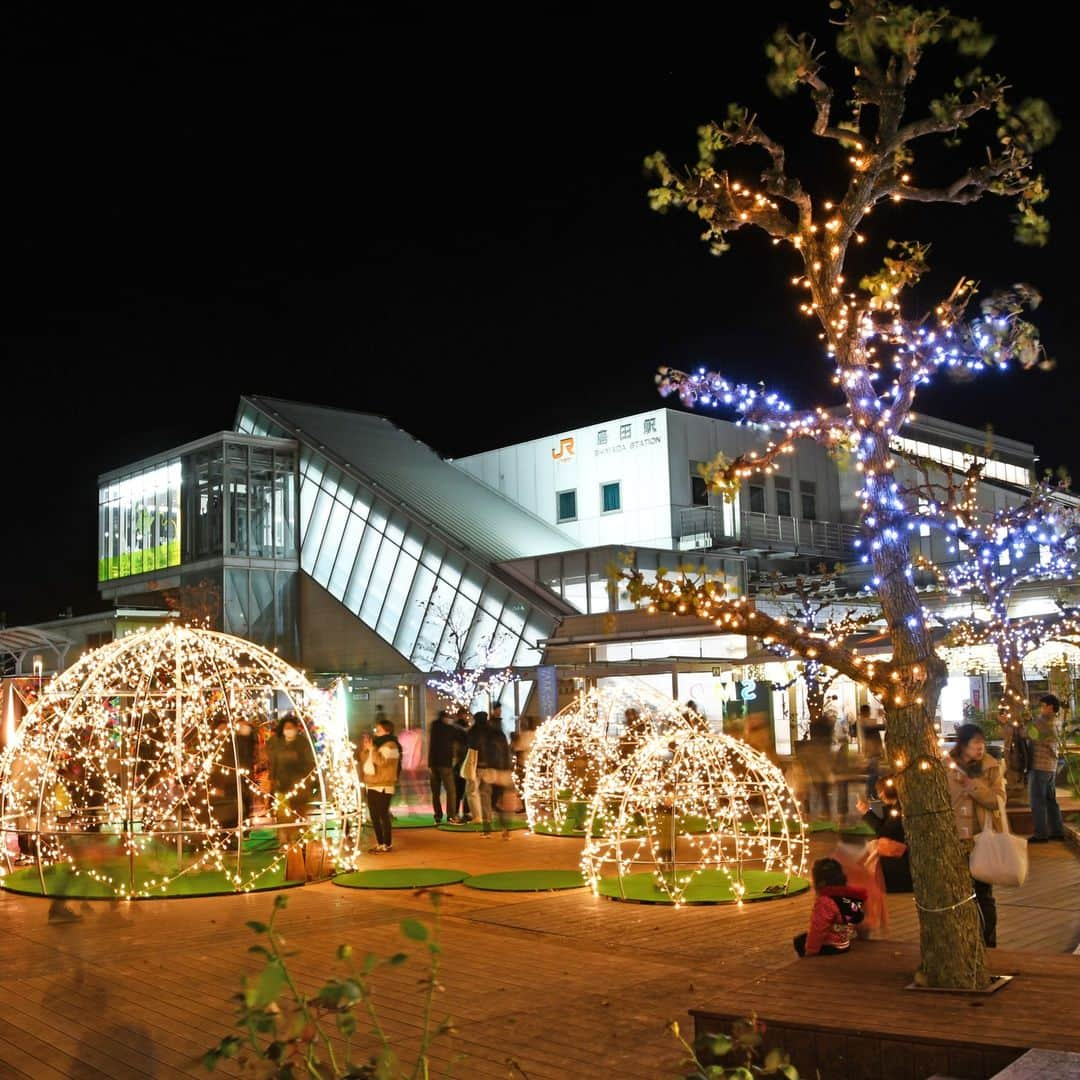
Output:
[428,709,464,825]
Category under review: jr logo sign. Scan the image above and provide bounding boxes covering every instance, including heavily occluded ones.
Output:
[551,437,575,461]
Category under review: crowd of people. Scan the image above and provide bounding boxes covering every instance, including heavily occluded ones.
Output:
[357,705,538,854]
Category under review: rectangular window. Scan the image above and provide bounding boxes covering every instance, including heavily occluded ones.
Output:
[800,481,817,521]
[691,474,709,507]
[749,484,766,514]
[644,417,657,434]
[601,482,621,513]
[775,478,792,518]
[557,490,577,523]
[619,423,631,440]
[597,430,608,446]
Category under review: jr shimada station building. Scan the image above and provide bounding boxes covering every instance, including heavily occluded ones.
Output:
[4,394,1078,752]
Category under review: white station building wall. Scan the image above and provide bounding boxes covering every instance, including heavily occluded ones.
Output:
[452,409,676,549]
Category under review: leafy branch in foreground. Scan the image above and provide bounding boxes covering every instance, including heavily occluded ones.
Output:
[203,891,461,1079]
[670,1016,798,1079]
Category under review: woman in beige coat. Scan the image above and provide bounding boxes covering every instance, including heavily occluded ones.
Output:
[947,723,1006,947]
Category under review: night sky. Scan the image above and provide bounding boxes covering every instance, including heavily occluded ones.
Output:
[4,7,1077,626]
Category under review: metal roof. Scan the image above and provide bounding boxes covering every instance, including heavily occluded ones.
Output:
[241,396,580,569]
[0,627,73,660]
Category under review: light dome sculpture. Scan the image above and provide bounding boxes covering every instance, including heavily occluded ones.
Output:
[581,727,808,905]
[0,625,362,899]
[522,684,690,837]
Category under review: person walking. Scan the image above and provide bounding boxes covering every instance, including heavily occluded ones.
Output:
[477,712,514,837]
[859,703,885,801]
[1028,693,1065,843]
[453,710,472,821]
[464,711,488,825]
[361,717,402,853]
[946,723,1006,948]
[427,709,464,825]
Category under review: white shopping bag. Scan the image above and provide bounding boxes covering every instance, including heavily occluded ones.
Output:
[969,798,1028,887]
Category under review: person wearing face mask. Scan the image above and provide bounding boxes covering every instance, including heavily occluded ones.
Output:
[947,723,1006,948]
[266,714,317,829]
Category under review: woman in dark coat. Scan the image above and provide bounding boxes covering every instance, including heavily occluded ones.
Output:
[856,779,913,893]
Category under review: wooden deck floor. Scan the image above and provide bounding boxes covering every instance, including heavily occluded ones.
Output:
[0,827,1076,1079]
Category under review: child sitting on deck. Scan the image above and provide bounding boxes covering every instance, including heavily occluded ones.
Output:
[793,857,867,957]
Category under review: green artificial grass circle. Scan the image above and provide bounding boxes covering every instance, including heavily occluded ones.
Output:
[595,869,810,905]
[389,814,439,829]
[436,819,528,833]
[0,849,300,900]
[463,870,586,892]
[333,867,469,889]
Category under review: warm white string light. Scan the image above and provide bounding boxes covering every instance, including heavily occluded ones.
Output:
[0,625,363,898]
[522,685,692,836]
[581,728,807,906]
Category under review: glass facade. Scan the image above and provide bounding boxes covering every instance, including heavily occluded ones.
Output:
[506,547,747,616]
[99,439,297,583]
[98,459,182,581]
[236,400,556,675]
[223,567,298,657]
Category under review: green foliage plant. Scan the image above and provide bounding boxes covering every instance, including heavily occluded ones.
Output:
[203,892,463,1079]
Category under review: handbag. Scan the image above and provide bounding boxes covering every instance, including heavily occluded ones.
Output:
[478,767,514,788]
[969,797,1028,887]
[460,747,478,781]
[876,837,908,859]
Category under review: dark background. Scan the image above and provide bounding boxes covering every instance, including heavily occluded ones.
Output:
[3,7,1076,625]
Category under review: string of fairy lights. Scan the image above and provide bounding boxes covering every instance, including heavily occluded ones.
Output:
[0,625,363,898]
[580,726,807,907]
[520,686,692,835]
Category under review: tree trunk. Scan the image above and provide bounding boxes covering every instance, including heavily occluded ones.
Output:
[843,363,988,988]
[998,643,1030,807]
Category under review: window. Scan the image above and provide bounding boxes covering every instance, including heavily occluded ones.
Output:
[998,549,1011,566]
[691,474,709,507]
[643,418,657,434]
[749,484,766,514]
[619,423,631,440]
[557,490,577,523]
[800,481,817,521]
[597,429,608,446]
[601,482,621,513]
[775,478,792,518]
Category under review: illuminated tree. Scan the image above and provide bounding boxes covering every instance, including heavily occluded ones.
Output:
[631,1,1056,987]
[913,468,1079,715]
[757,568,880,734]
[414,601,518,712]
[909,464,1080,797]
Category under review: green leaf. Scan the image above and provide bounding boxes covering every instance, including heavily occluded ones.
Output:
[400,918,429,942]
[362,952,378,975]
[388,952,408,966]
[337,943,353,960]
[780,1065,800,1080]
[254,960,287,1007]
[337,1013,357,1037]
[709,1033,733,1057]
[273,894,289,910]
[245,920,268,934]
[201,1049,220,1072]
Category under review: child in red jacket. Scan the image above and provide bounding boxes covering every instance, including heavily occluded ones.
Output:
[793,857,867,957]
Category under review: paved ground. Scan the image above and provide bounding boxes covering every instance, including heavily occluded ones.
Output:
[0,824,1076,1079]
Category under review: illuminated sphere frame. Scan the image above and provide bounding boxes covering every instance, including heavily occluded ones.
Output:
[581,727,808,905]
[0,625,363,899]
[522,684,691,837]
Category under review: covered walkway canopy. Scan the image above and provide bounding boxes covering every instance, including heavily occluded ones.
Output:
[0,627,72,675]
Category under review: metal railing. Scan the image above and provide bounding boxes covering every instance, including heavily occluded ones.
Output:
[678,507,860,561]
